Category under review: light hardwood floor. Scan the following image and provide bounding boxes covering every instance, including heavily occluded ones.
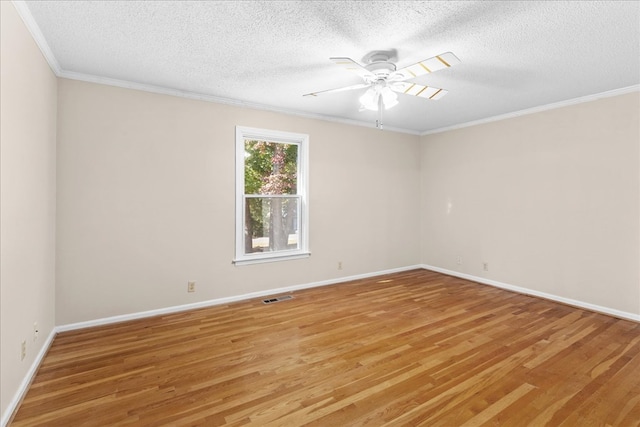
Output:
[10,269,640,426]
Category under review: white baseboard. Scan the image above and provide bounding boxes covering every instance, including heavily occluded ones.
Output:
[1,328,57,427]
[8,262,633,426]
[57,264,423,333]
[421,264,640,322]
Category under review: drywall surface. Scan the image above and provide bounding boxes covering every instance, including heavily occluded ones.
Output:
[55,78,421,325]
[0,1,57,421]
[420,92,640,315]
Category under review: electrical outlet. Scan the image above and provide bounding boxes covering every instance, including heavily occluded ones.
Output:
[456,256,462,265]
[21,340,26,361]
[33,322,39,341]
[187,281,196,293]
[483,262,489,271]
[338,261,343,270]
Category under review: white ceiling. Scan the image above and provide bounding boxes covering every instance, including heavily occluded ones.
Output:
[17,0,640,134]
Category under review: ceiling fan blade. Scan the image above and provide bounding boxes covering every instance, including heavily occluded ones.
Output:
[390,82,449,100]
[303,82,370,97]
[330,57,376,80]
[390,52,461,81]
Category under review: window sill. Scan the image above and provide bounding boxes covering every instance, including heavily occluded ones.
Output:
[233,252,311,266]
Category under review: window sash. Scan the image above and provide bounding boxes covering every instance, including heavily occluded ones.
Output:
[243,195,301,255]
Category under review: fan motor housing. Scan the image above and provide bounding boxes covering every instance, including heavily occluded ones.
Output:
[365,61,396,79]
[364,52,396,79]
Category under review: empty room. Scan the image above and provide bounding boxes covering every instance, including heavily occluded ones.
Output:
[1,1,639,425]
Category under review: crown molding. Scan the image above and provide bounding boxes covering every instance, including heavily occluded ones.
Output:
[11,0,62,75]
[58,70,420,135]
[50,71,640,139]
[421,85,640,136]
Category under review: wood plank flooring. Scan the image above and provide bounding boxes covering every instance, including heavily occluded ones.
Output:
[10,269,640,426]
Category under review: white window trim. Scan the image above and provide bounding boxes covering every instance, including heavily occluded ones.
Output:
[234,126,310,266]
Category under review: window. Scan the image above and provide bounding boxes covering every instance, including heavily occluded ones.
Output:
[234,126,309,265]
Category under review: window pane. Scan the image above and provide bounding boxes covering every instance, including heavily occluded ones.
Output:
[244,140,298,195]
[244,196,299,254]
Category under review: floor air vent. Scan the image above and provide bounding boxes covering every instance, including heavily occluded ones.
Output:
[262,295,293,304]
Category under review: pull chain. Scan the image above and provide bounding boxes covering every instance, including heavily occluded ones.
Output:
[376,94,384,130]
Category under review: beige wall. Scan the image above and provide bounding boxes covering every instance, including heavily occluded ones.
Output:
[0,2,57,420]
[55,78,422,325]
[420,92,640,315]
[3,3,639,419]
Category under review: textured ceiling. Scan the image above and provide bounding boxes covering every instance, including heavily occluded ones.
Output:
[18,0,640,134]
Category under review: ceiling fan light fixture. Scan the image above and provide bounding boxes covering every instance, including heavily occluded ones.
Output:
[306,50,460,126]
[359,85,398,111]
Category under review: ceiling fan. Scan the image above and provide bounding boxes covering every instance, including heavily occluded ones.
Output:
[304,50,461,129]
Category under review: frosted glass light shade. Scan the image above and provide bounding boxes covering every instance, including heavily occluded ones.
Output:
[359,87,378,111]
[359,86,398,111]
[381,87,398,109]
